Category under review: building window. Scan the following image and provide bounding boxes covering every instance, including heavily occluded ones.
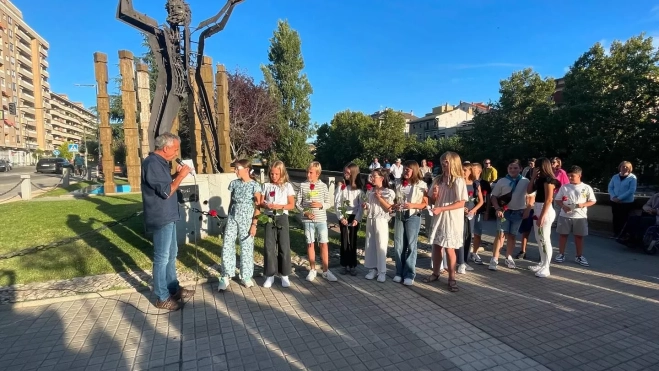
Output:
[9,43,12,52]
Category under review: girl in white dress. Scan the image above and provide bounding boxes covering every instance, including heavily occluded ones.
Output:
[426,151,468,292]
[363,169,394,282]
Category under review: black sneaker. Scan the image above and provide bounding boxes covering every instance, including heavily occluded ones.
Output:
[350,267,358,276]
[515,252,526,260]
[155,297,181,311]
[340,267,349,275]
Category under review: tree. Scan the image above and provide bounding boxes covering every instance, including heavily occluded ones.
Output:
[361,110,409,164]
[227,69,279,160]
[315,110,371,170]
[261,20,314,168]
[56,142,74,160]
[462,68,556,170]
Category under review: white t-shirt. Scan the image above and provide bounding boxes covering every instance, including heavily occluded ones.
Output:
[556,183,596,219]
[396,181,428,215]
[262,182,295,215]
[491,177,530,211]
[390,164,404,179]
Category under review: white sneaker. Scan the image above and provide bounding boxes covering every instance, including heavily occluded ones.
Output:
[488,258,498,271]
[529,265,542,272]
[575,256,590,267]
[281,276,290,288]
[465,264,474,271]
[218,277,230,291]
[505,256,516,269]
[243,279,254,288]
[322,270,338,282]
[535,269,550,278]
[365,269,377,280]
[263,276,275,288]
[377,273,386,282]
[403,278,414,286]
[306,269,317,282]
[470,253,483,265]
[393,276,402,283]
[457,263,467,274]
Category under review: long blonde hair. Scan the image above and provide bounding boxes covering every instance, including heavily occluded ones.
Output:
[434,151,463,188]
[268,160,290,187]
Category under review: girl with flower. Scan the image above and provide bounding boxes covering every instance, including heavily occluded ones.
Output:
[458,162,483,273]
[527,157,561,278]
[260,161,296,288]
[218,159,262,291]
[335,162,365,276]
[425,152,468,292]
[468,163,487,264]
[363,169,394,282]
[392,160,428,286]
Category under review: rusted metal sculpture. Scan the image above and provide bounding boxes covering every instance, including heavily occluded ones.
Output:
[116,0,243,172]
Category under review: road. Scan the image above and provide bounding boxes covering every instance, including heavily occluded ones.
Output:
[0,166,94,202]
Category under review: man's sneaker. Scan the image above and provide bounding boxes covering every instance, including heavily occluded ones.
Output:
[457,263,467,274]
[281,276,291,287]
[322,270,338,282]
[306,269,317,282]
[393,275,402,283]
[529,265,542,272]
[172,287,195,301]
[488,258,498,271]
[377,273,386,282]
[243,279,254,288]
[218,277,230,291]
[365,269,377,280]
[575,256,590,267]
[470,253,483,265]
[155,297,181,311]
[403,278,414,286]
[263,276,275,288]
[504,256,516,269]
[554,254,565,263]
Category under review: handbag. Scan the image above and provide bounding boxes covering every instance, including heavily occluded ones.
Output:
[496,176,521,208]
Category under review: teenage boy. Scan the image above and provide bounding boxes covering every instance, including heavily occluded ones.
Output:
[489,160,530,270]
[296,161,338,282]
[555,166,597,266]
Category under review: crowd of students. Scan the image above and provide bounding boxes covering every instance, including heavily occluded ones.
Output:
[215,152,609,294]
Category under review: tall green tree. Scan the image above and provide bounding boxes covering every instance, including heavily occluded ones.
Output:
[261,20,314,168]
[315,110,371,170]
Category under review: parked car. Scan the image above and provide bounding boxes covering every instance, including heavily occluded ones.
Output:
[36,158,74,174]
[0,160,8,172]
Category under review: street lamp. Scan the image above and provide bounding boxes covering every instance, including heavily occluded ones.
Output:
[74,84,98,181]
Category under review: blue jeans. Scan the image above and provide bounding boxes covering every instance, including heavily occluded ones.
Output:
[394,214,421,280]
[497,209,524,235]
[152,222,180,301]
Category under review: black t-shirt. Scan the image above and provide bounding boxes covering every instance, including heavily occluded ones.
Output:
[533,176,561,202]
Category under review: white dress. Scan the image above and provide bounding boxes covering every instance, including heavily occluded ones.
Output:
[429,177,467,249]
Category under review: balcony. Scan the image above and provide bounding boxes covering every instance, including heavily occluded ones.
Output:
[46,133,53,141]
[19,78,34,91]
[17,27,30,42]
[17,41,31,55]
[41,59,48,68]
[41,69,49,78]
[18,65,33,79]
[26,130,37,139]
[21,92,35,103]
[18,54,32,67]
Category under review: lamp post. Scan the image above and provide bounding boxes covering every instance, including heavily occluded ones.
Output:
[74,84,98,180]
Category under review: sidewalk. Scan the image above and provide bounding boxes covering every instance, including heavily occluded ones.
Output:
[0,220,658,370]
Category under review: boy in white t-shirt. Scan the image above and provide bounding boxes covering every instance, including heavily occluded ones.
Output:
[555,166,597,266]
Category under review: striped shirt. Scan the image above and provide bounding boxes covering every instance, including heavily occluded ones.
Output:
[296,181,331,222]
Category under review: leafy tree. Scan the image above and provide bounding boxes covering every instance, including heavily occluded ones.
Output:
[361,110,409,164]
[261,20,314,168]
[315,110,371,170]
[227,69,279,160]
[437,136,465,159]
[56,142,73,160]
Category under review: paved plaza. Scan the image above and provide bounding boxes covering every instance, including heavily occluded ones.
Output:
[1,221,658,371]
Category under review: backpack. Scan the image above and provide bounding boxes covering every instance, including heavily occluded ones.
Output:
[643,226,659,255]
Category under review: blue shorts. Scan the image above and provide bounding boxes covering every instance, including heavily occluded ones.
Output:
[497,209,524,235]
[518,209,534,234]
[471,213,483,236]
[304,221,329,244]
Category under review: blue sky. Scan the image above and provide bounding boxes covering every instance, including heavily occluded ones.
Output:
[15,0,659,125]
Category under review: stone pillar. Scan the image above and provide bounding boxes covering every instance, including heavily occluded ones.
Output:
[62,168,71,188]
[94,52,115,194]
[200,57,216,173]
[136,63,151,159]
[170,115,180,175]
[215,64,233,173]
[187,67,203,174]
[20,175,31,200]
[119,50,141,192]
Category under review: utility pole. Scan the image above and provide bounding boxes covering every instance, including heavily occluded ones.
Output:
[74,84,98,181]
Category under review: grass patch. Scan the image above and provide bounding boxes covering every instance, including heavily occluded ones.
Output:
[35,178,129,198]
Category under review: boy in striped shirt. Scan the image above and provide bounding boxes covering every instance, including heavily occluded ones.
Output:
[296,161,338,282]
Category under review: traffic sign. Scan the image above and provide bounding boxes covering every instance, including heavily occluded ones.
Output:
[53,149,61,156]
[68,143,79,152]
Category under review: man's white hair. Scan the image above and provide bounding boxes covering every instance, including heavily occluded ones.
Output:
[154,133,180,150]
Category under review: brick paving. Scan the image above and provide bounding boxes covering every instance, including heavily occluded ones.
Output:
[1,220,658,371]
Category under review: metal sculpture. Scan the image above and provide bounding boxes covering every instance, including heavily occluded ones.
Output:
[116,0,244,172]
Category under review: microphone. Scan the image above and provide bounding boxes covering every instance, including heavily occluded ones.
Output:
[175,158,195,177]
[175,158,184,166]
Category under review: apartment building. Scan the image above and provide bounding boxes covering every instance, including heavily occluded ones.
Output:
[49,93,96,150]
[407,103,475,140]
[0,0,50,165]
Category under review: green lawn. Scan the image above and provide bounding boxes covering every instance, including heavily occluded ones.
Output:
[0,194,355,286]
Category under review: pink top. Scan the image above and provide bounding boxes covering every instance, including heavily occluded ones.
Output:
[554,169,569,188]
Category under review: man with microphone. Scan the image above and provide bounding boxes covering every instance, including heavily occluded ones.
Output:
[141,133,194,311]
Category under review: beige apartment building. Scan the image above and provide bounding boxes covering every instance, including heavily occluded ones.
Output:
[49,92,96,151]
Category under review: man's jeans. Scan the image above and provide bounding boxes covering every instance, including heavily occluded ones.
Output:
[394,214,422,280]
[152,222,180,301]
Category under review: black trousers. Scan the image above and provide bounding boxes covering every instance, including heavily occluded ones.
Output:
[458,215,472,265]
[264,214,292,276]
[611,202,635,236]
[339,214,359,268]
